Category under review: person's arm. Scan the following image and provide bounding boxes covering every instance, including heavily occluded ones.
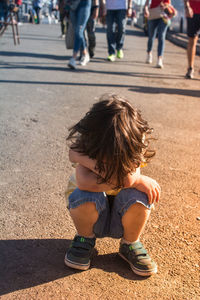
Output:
[131,174,161,204]
[127,0,133,17]
[184,0,194,18]
[144,0,150,18]
[69,149,140,187]
[75,164,116,192]
[91,0,99,19]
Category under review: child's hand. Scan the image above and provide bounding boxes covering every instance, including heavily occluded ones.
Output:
[132,175,161,204]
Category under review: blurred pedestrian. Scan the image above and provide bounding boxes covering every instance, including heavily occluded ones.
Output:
[32,0,43,24]
[67,0,92,69]
[58,0,67,38]
[184,0,200,79]
[104,0,133,62]
[144,0,171,68]
[84,0,100,58]
[0,0,8,27]
[15,0,22,24]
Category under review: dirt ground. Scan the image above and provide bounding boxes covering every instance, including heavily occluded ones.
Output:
[0,24,200,299]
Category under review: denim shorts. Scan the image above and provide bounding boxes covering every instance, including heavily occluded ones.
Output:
[68,188,151,239]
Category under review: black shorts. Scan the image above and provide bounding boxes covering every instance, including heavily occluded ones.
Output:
[187,14,200,38]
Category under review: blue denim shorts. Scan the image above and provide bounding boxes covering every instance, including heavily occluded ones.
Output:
[68,188,151,239]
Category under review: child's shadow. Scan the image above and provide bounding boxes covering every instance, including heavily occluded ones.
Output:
[0,239,147,296]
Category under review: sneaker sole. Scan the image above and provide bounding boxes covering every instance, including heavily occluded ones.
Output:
[68,63,76,70]
[118,253,157,276]
[64,257,90,271]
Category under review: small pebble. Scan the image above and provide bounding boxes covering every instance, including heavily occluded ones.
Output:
[196,217,200,221]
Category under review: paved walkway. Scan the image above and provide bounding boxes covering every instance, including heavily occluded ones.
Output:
[0,23,200,300]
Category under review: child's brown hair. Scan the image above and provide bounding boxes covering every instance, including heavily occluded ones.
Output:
[67,94,155,189]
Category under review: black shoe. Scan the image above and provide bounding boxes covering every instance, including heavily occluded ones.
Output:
[64,236,96,270]
[119,241,157,276]
[89,48,95,58]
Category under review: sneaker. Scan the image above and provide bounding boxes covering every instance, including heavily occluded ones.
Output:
[146,52,152,64]
[117,49,124,59]
[79,53,90,66]
[64,235,96,270]
[59,34,65,39]
[107,54,116,62]
[68,57,77,69]
[185,67,194,79]
[119,241,157,276]
[157,57,163,68]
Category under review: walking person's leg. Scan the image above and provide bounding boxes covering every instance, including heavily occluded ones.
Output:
[59,12,65,37]
[106,10,116,61]
[146,19,158,64]
[86,13,96,58]
[115,9,126,59]
[185,14,200,79]
[68,0,91,69]
[156,19,168,68]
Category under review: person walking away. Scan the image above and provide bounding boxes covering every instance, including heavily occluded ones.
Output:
[144,0,171,68]
[104,0,133,61]
[67,0,92,69]
[64,93,161,276]
[0,0,8,28]
[85,0,99,58]
[58,0,67,38]
[184,0,200,79]
[32,0,43,24]
[15,0,22,24]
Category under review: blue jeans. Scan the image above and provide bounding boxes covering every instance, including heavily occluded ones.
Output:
[0,2,8,25]
[70,0,92,54]
[68,188,151,238]
[106,9,127,55]
[147,18,169,57]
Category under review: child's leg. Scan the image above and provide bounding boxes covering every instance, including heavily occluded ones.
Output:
[65,188,109,270]
[70,202,99,237]
[121,202,150,242]
[111,188,157,276]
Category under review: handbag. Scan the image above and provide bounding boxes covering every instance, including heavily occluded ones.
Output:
[65,20,74,49]
[148,2,177,21]
[148,6,163,20]
[66,0,81,11]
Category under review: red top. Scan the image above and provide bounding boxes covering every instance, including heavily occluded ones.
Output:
[15,0,22,5]
[190,0,200,14]
[150,0,170,9]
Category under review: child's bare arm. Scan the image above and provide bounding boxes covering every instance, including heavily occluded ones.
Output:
[131,175,161,204]
[69,149,98,174]
[75,164,115,192]
[69,149,140,187]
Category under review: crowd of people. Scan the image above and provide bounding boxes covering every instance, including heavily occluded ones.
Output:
[65,0,199,79]
[0,0,199,78]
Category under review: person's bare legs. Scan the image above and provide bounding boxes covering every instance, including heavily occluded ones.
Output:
[122,202,150,242]
[119,202,157,276]
[64,202,98,270]
[69,202,99,237]
[185,36,198,78]
[187,36,198,69]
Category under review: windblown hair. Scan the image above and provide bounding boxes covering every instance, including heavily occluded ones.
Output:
[67,94,156,189]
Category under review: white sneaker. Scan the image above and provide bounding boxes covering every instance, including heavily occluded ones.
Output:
[79,53,90,66]
[68,57,77,69]
[157,57,163,68]
[146,53,152,64]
